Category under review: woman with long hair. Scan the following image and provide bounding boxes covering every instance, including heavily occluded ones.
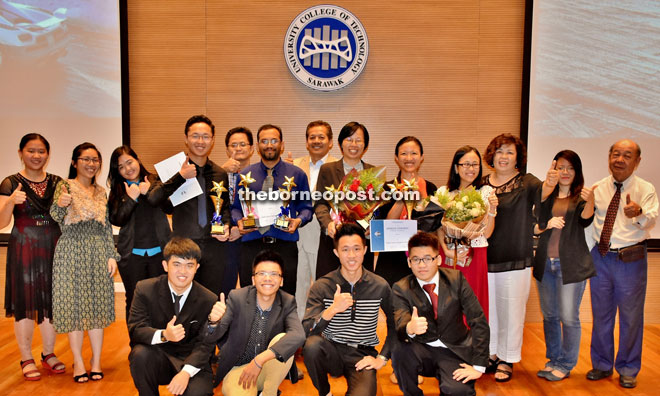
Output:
[0,133,64,380]
[50,142,119,383]
[437,145,497,320]
[533,150,595,381]
[107,145,170,321]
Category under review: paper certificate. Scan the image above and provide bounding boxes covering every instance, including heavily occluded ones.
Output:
[252,199,283,228]
[154,151,203,206]
[370,219,418,252]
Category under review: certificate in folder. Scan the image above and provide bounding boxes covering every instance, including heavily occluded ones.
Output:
[370,219,418,252]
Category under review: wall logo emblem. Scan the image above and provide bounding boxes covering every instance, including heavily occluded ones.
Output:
[284,5,368,91]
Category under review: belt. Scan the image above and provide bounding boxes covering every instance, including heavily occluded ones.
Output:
[609,241,645,253]
[262,236,277,244]
[332,340,372,350]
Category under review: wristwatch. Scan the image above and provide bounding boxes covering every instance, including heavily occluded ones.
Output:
[160,331,167,343]
[377,354,388,362]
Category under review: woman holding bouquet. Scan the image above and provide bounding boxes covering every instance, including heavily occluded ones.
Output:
[481,133,553,382]
[376,136,437,285]
[107,145,170,321]
[314,121,375,278]
[437,145,497,319]
[533,150,595,381]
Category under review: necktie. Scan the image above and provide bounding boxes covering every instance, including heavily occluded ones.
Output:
[197,170,207,228]
[598,182,622,256]
[422,283,438,319]
[172,293,182,316]
[262,168,274,191]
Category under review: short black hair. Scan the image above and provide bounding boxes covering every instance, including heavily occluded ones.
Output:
[257,124,283,141]
[408,232,439,253]
[185,114,215,136]
[68,142,102,184]
[163,237,201,262]
[305,120,333,140]
[225,126,254,147]
[19,133,50,153]
[333,223,366,248]
[338,121,369,151]
[252,250,284,274]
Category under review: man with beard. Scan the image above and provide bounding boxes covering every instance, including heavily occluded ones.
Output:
[231,124,313,297]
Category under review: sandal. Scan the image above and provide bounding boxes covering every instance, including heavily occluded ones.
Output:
[74,372,89,383]
[41,352,66,374]
[486,357,501,374]
[90,371,104,381]
[494,361,513,382]
[20,359,41,381]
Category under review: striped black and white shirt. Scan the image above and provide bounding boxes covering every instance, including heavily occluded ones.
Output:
[303,268,396,358]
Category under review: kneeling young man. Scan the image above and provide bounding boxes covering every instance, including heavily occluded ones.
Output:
[128,237,217,396]
[303,223,396,396]
[203,250,305,396]
[392,232,489,396]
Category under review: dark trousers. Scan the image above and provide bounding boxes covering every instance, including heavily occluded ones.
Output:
[316,233,374,279]
[194,237,227,296]
[589,246,647,377]
[239,238,298,295]
[221,239,241,295]
[303,335,378,396]
[129,344,213,396]
[119,252,165,322]
[392,341,475,396]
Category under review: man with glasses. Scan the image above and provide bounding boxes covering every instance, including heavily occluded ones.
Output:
[231,124,313,297]
[149,115,231,296]
[391,232,489,396]
[201,250,305,396]
[302,223,396,396]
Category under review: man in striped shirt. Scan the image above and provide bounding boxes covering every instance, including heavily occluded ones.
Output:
[302,223,396,396]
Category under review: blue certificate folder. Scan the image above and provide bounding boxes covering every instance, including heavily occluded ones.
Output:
[370,219,418,252]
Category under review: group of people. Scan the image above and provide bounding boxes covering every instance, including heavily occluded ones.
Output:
[1,115,657,395]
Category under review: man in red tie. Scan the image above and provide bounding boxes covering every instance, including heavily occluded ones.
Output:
[587,139,658,389]
[391,232,489,396]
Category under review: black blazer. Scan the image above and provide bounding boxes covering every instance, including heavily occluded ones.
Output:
[533,191,595,284]
[109,173,171,262]
[392,269,489,367]
[128,275,217,370]
[202,286,305,387]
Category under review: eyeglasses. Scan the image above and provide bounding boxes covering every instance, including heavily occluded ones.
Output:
[190,134,213,142]
[457,162,479,169]
[78,157,100,164]
[230,142,250,148]
[408,255,438,265]
[259,139,280,146]
[254,271,282,279]
[343,137,363,145]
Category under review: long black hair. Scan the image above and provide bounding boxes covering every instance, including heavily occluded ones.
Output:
[447,145,483,191]
[107,145,150,205]
[68,142,101,184]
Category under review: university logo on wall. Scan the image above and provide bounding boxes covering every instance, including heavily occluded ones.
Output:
[284,5,369,91]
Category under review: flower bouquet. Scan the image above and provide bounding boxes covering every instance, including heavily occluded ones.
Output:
[440,187,488,268]
[334,166,386,229]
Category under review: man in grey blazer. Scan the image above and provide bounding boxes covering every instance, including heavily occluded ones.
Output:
[202,250,305,396]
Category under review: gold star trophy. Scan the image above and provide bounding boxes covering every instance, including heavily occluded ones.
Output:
[275,176,296,230]
[402,178,420,220]
[210,181,227,235]
[239,172,257,229]
[325,184,342,224]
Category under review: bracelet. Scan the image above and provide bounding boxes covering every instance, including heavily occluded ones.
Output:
[253,359,262,369]
[488,211,497,217]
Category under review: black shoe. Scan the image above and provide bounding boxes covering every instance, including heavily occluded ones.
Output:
[287,363,302,384]
[619,375,637,388]
[586,368,613,381]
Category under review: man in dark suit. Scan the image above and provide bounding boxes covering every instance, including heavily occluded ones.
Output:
[314,121,375,278]
[128,237,217,396]
[392,232,489,396]
[202,250,305,396]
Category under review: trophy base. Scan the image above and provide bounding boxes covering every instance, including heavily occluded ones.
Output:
[274,217,290,230]
[243,216,257,229]
[211,223,225,235]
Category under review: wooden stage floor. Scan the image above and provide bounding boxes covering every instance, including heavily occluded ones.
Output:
[1,315,659,396]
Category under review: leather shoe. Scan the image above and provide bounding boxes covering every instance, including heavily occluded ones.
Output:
[586,368,613,381]
[619,375,637,388]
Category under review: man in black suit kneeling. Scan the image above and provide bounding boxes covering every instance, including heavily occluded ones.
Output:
[128,237,217,396]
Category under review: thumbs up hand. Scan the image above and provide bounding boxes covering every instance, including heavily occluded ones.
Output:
[221,151,241,173]
[406,306,428,335]
[164,315,186,342]
[179,156,197,179]
[124,181,140,200]
[284,151,294,164]
[544,160,559,188]
[209,292,226,323]
[139,176,151,195]
[623,193,642,218]
[329,284,353,315]
[10,184,26,205]
[57,184,72,207]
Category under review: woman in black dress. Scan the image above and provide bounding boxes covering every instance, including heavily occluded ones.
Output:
[0,134,64,380]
